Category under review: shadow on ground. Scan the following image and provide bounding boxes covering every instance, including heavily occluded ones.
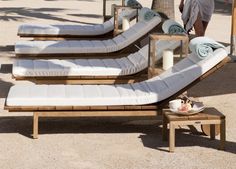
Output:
[0,7,96,24]
[0,79,13,98]
[214,1,232,15]
[0,116,235,154]
[187,63,236,97]
[0,45,14,52]
[68,13,102,19]
[140,127,236,154]
[0,64,12,74]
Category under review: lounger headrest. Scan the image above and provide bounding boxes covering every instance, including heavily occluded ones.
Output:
[138,7,160,22]
[125,0,142,8]
[162,19,186,34]
[189,37,225,59]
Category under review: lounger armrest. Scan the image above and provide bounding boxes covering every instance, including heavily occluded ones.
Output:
[148,33,189,78]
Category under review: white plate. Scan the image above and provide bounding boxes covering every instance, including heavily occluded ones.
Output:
[170,102,205,116]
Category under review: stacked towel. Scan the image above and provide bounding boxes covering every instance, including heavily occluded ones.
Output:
[162,19,186,34]
[189,37,225,59]
[125,0,142,8]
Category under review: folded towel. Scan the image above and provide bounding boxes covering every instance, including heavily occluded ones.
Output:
[162,19,186,34]
[125,0,142,8]
[138,7,160,22]
[189,37,225,59]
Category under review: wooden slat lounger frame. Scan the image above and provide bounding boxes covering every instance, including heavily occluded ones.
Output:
[4,56,230,138]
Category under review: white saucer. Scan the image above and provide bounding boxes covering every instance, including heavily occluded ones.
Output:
[169,102,205,116]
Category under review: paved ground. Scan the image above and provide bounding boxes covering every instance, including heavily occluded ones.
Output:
[0,0,235,169]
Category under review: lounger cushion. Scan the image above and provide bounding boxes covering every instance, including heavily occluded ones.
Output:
[15,14,162,54]
[13,41,181,77]
[17,9,137,36]
[7,48,227,106]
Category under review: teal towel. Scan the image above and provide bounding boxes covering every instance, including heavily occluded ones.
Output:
[144,10,158,21]
[126,0,142,8]
[189,37,225,59]
[162,19,186,34]
[168,25,186,34]
[138,8,160,22]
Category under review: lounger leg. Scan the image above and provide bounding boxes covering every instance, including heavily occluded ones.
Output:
[33,112,39,139]
[210,124,215,140]
[162,115,168,141]
[219,119,226,150]
[169,122,175,153]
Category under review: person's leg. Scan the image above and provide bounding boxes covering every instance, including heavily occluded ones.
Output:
[193,13,205,36]
[202,21,209,33]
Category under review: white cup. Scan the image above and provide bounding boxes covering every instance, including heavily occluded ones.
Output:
[169,99,184,110]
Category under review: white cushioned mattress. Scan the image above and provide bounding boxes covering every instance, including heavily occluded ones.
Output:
[18,9,137,36]
[15,16,162,54]
[6,48,227,106]
[13,40,180,77]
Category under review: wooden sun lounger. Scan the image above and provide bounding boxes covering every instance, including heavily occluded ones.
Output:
[18,5,139,40]
[15,8,164,58]
[15,24,163,59]
[13,34,188,84]
[4,56,230,139]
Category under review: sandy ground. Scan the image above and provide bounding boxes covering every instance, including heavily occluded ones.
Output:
[0,0,235,169]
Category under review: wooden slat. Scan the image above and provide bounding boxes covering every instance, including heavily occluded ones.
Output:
[107,106,125,110]
[37,110,159,117]
[90,106,108,110]
[187,113,208,120]
[55,106,73,111]
[73,106,90,110]
[166,113,188,121]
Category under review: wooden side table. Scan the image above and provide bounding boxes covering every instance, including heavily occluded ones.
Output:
[162,107,226,152]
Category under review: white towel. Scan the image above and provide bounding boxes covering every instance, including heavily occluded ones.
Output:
[181,0,214,32]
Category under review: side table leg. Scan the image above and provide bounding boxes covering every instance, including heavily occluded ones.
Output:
[33,112,39,139]
[169,122,175,153]
[219,119,226,150]
[210,124,216,140]
[162,115,168,141]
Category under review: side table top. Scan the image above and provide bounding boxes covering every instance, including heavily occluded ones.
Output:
[163,107,225,121]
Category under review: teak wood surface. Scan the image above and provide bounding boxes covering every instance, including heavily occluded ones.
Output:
[162,107,226,152]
